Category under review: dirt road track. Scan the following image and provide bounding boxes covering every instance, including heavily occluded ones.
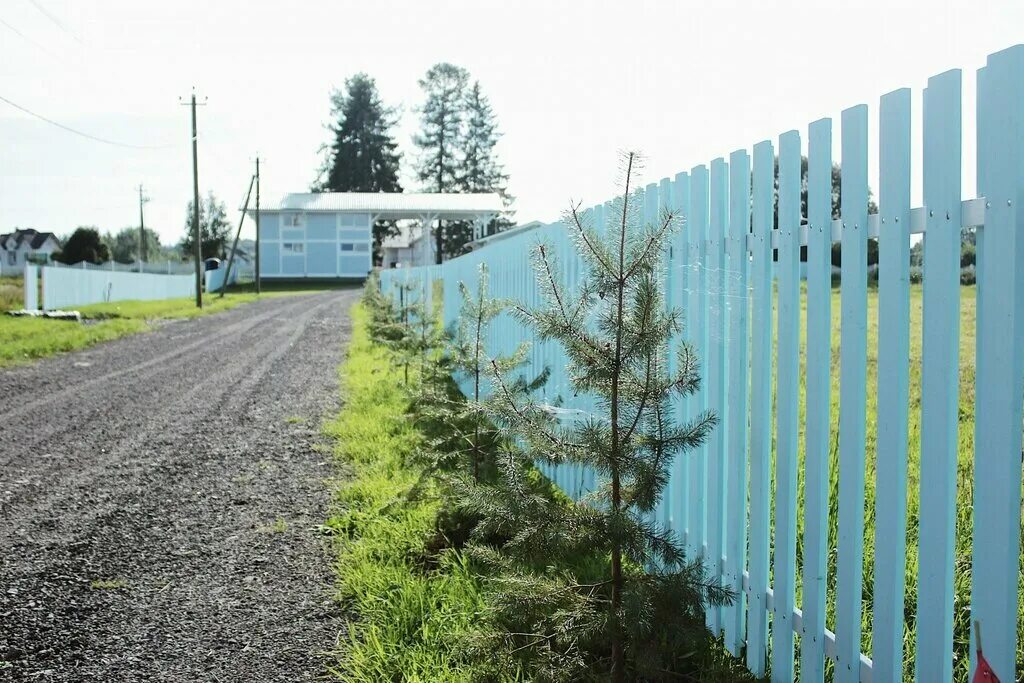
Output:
[0,289,359,681]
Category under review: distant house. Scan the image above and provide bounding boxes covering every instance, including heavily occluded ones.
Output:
[0,229,62,275]
[248,192,503,279]
[381,224,434,269]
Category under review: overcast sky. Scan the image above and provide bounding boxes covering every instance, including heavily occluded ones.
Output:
[1,0,1021,246]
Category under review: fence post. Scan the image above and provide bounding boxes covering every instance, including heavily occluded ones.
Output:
[23,264,38,310]
[970,44,1024,682]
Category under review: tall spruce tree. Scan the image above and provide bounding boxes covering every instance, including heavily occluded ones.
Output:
[461,153,728,680]
[459,80,513,239]
[414,62,469,263]
[317,73,403,260]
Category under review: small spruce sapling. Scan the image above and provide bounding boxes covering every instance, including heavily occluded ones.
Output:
[463,152,727,680]
[418,263,548,483]
[368,277,442,387]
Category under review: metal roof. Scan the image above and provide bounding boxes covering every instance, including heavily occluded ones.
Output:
[253,192,503,215]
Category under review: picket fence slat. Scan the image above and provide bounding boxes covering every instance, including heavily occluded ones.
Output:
[771,129,802,683]
[836,103,869,683]
[746,139,775,678]
[376,43,1024,683]
[673,172,691,550]
[688,164,710,573]
[724,149,750,656]
[871,87,912,683]
[707,157,729,635]
[801,115,833,683]
[658,176,675,530]
[916,68,962,683]
[970,44,1024,681]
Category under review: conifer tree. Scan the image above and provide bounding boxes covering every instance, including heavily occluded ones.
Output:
[414,62,470,263]
[462,153,726,680]
[419,263,546,483]
[316,73,403,258]
[458,81,514,239]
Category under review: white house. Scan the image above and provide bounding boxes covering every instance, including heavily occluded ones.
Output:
[0,229,62,275]
[249,192,503,278]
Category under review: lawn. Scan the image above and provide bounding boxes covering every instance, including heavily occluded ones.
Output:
[0,287,326,368]
[782,283,984,680]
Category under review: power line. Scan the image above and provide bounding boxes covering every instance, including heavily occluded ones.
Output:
[0,93,176,149]
[0,14,61,59]
[27,0,82,44]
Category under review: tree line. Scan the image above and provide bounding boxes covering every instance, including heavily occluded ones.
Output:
[314,64,511,262]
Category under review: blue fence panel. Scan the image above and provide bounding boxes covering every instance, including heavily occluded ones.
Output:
[376,44,1024,683]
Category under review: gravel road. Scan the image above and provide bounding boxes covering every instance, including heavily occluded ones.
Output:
[0,289,359,682]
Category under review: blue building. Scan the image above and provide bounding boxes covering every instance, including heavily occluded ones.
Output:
[250,192,503,279]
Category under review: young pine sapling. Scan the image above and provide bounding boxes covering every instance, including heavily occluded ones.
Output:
[463,152,727,681]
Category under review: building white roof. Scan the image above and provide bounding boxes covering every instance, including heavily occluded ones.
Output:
[255,192,503,216]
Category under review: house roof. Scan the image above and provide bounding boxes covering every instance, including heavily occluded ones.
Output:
[251,192,504,216]
[0,229,60,250]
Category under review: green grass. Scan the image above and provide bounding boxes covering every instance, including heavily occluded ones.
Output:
[323,303,493,682]
[0,315,149,367]
[0,276,23,311]
[777,283,986,680]
[0,289,324,368]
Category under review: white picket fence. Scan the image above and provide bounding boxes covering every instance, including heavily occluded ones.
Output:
[380,44,1024,683]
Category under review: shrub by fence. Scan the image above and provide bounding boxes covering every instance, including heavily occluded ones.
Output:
[380,44,1024,683]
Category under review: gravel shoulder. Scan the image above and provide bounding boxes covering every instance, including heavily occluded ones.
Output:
[0,289,359,682]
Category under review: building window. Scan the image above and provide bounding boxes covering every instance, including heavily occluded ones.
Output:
[340,243,354,252]
[339,213,369,228]
[283,213,305,227]
[282,242,304,253]
[354,243,369,252]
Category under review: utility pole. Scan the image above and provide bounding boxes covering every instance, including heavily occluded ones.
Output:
[255,156,261,295]
[219,173,255,298]
[181,89,206,308]
[137,184,148,272]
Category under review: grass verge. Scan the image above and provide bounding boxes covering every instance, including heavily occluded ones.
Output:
[0,290,323,368]
[323,303,490,681]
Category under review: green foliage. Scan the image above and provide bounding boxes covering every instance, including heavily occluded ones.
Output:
[363,275,444,387]
[53,226,110,264]
[458,153,730,681]
[324,303,504,682]
[181,191,230,260]
[415,62,471,263]
[316,73,403,259]
[457,81,514,239]
[107,226,163,264]
[414,64,512,260]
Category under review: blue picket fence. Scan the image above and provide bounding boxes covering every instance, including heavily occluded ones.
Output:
[379,44,1024,682]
